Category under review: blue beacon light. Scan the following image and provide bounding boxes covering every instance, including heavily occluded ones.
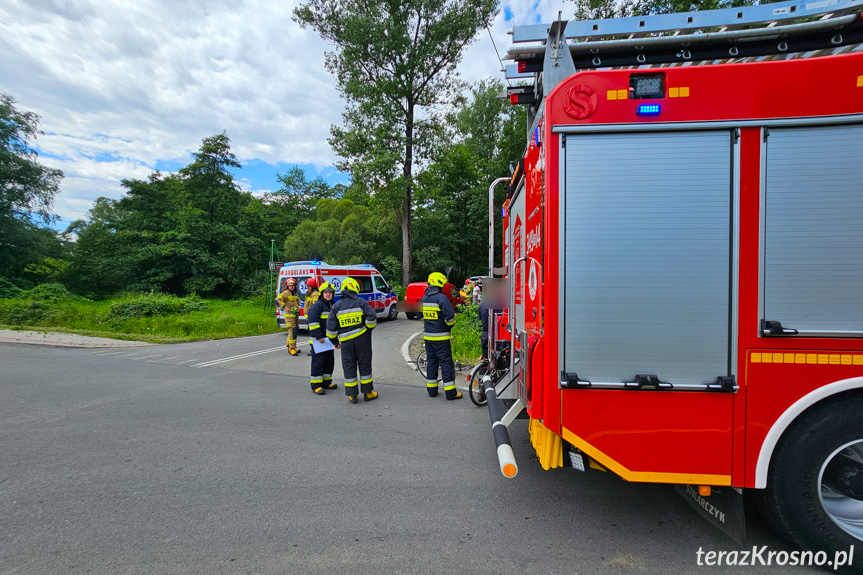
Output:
[637,104,661,116]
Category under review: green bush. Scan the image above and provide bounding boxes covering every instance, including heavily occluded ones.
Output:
[0,278,22,299]
[451,303,482,363]
[22,283,80,301]
[107,293,209,319]
[0,299,60,324]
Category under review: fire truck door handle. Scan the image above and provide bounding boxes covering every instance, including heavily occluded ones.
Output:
[762,320,799,336]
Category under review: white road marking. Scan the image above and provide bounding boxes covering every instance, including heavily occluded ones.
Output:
[192,346,286,368]
[401,331,422,365]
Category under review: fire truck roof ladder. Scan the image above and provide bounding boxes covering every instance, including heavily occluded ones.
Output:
[506,0,863,129]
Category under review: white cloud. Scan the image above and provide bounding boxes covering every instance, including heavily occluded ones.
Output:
[0,0,562,222]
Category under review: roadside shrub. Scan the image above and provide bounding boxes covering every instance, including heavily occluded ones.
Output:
[0,278,22,299]
[23,283,74,300]
[0,299,60,324]
[107,293,209,319]
[451,303,481,363]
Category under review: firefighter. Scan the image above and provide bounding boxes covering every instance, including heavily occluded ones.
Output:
[326,277,378,404]
[304,278,320,356]
[307,282,336,395]
[421,272,461,399]
[276,278,301,356]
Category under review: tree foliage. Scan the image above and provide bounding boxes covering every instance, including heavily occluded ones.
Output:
[67,134,273,299]
[283,197,400,268]
[568,0,762,22]
[413,79,525,282]
[0,94,66,283]
[293,0,498,286]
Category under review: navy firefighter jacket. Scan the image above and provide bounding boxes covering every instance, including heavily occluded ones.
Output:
[306,296,332,341]
[325,290,377,343]
[420,286,456,341]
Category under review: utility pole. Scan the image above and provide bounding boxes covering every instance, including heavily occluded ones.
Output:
[268,239,275,309]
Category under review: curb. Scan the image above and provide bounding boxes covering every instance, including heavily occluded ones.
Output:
[401,331,422,366]
[0,335,153,349]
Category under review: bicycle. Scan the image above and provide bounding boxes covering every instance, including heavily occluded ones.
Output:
[467,340,511,408]
[414,350,464,381]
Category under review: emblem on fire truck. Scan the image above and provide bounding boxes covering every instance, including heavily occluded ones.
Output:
[564,85,597,119]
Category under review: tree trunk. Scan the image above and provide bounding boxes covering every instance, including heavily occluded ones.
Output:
[401,105,414,287]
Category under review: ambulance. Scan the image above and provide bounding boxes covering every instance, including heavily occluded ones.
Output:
[275,261,399,330]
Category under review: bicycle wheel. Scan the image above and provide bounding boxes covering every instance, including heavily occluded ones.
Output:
[468,363,489,407]
[416,351,429,379]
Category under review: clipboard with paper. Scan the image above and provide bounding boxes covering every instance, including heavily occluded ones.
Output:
[311,338,335,353]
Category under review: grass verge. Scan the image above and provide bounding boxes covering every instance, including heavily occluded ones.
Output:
[0,292,281,343]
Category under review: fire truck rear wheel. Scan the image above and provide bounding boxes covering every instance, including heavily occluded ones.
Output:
[765,395,863,555]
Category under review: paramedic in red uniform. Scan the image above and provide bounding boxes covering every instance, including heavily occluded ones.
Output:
[326,278,378,404]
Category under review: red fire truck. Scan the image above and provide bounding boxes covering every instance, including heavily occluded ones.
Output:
[483,0,863,556]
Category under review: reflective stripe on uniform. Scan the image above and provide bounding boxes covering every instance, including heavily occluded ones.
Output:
[308,322,320,330]
[311,377,323,384]
[326,330,338,338]
[423,332,451,341]
[427,381,438,388]
[344,378,358,388]
[339,326,367,341]
[443,382,456,391]
[422,303,441,309]
[320,312,329,318]
[360,376,373,384]
[445,318,455,326]
[365,319,377,328]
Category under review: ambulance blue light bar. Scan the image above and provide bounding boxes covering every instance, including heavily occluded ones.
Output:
[637,104,661,116]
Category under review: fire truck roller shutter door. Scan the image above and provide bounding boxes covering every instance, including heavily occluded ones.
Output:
[562,130,733,385]
[763,123,863,336]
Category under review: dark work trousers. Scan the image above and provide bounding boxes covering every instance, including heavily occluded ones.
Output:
[340,330,373,397]
[310,347,335,391]
[424,339,457,398]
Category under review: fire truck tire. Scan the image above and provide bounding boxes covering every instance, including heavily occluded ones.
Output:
[765,395,863,556]
[387,305,398,321]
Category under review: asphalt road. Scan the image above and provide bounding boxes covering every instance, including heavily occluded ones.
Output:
[0,318,822,574]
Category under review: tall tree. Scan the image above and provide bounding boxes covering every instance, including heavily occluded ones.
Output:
[414,79,525,281]
[293,0,498,285]
[66,134,268,299]
[0,94,65,282]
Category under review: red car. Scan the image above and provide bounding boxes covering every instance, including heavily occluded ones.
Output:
[403,281,465,319]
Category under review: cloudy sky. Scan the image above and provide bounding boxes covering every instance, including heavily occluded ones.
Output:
[0,0,564,230]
